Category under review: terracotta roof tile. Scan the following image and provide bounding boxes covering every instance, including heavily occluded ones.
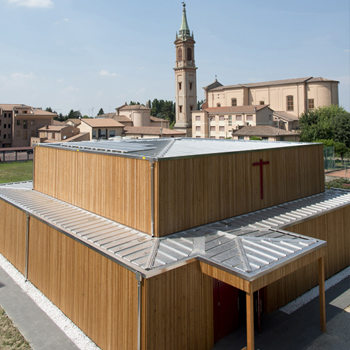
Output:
[233,126,300,137]
[82,119,124,128]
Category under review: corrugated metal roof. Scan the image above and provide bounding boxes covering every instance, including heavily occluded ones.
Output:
[38,138,318,161]
[0,182,344,280]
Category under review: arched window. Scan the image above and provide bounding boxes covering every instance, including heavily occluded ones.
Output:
[187,48,192,61]
[178,48,182,61]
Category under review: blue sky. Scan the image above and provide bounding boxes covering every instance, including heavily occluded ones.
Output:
[1,0,349,116]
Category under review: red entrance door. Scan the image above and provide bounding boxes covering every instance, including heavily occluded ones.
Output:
[213,279,239,343]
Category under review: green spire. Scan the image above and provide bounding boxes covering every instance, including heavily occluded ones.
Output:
[179,3,191,37]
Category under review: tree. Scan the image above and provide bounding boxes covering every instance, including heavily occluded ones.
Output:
[129,101,141,105]
[197,100,204,110]
[45,107,53,113]
[97,108,105,116]
[67,109,82,119]
[300,105,350,146]
[315,139,349,167]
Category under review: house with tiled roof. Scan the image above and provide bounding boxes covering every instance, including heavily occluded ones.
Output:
[192,105,274,139]
[232,125,300,142]
[78,118,125,139]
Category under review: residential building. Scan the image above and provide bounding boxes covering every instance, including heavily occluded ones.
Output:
[78,118,125,139]
[192,105,274,139]
[31,125,89,145]
[232,125,300,141]
[0,104,56,147]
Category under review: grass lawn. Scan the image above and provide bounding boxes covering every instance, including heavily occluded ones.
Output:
[0,161,33,184]
[0,307,31,349]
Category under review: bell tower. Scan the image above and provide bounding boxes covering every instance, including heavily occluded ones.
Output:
[174,3,197,137]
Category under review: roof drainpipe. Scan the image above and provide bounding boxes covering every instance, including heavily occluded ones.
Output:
[150,160,155,237]
[136,272,143,350]
[25,213,30,281]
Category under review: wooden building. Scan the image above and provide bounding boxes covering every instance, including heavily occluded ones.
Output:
[0,138,350,350]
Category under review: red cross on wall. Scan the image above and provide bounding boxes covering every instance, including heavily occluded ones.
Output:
[252,159,270,200]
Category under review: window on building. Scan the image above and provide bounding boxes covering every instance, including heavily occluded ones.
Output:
[196,126,200,132]
[7,134,10,139]
[23,131,27,139]
[190,106,193,111]
[210,136,215,139]
[308,99,315,109]
[187,48,192,61]
[178,82,182,90]
[30,120,35,126]
[228,115,232,126]
[210,126,215,131]
[179,106,182,113]
[236,115,242,121]
[247,115,253,121]
[280,136,285,141]
[0,131,1,136]
[231,98,237,107]
[219,115,224,121]
[109,130,116,138]
[219,126,225,132]
[17,120,20,126]
[286,95,294,111]
[262,137,268,140]
[0,120,1,126]
[260,101,265,105]
[92,130,97,138]
[189,82,193,90]
[4,124,6,129]
[196,116,200,121]
[100,129,107,138]
[23,120,28,129]
[217,103,221,107]
[238,136,244,140]
[4,114,6,118]
[4,134,6,139]
[219,136,225,139]
[7,124,10,128]
[177,48,182,61]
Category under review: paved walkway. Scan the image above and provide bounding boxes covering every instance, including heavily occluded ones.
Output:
[0,267,79,350]
[213,276,350,350]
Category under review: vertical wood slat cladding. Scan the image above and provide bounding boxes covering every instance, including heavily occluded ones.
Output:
[27,217,138,350]
[34,147,152,234]
[144,262,214,350]
[265,206,350,312]
[0,201,26,274]
[157,145,324,236]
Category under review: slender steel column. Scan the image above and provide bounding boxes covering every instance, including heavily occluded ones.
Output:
[25,213,30,281]
[318,257,326,332]
[136,273,143,350]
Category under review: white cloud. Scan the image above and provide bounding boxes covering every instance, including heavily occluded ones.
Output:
[11,72,35,79]
[99,69,119,77]
[8,0,54,9]
[57,78,64,83]
[345,49,350,53]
